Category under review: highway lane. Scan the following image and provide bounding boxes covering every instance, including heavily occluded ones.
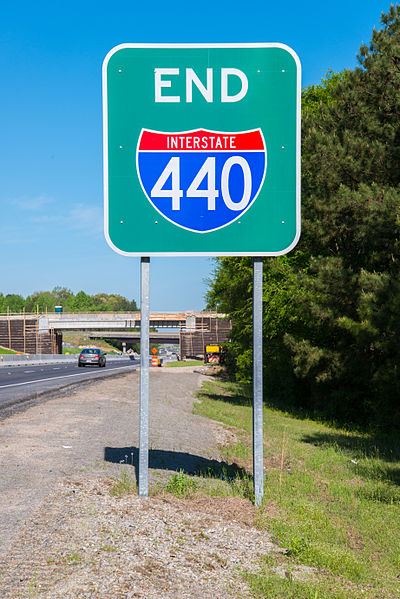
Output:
[0,358,139,411]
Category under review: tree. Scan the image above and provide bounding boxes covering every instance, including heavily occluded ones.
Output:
[1,288,138,315]
[2,294,25,312]
[206,6,400,430]
[68,291,94,312]
[52,286,73,306]
[25,291,56,312]
[302,69,349,114]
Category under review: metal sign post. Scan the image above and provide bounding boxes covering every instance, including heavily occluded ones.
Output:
[253,257,263,507]
[139,257,150,497]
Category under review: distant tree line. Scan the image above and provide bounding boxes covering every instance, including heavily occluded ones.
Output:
[206,6,400,431]
[0,286,138,313]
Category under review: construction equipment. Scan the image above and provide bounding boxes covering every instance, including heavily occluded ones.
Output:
[204,344,225,365]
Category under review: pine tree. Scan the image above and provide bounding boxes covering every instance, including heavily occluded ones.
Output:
[207,6,400,430]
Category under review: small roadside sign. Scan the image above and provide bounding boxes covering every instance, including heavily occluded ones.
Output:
[151,347,157,354]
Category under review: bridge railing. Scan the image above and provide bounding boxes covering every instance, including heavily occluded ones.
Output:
[0,311,226,319]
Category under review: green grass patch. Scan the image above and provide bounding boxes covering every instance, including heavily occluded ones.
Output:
[193,378,400,598]
[154,464,254,501]
[164,469,199,498]
[62,552,83,566]
[221,439,250,462]
[62,334,120,354]
[62,347,81,354]
[244,568,352,599]
[165,360,202,367]
[0,345,16,354]
[198,468,254,500]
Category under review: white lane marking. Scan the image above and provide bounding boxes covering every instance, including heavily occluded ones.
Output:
[0,364,135,389]
[24,370,35,373]
[53,367,61,370]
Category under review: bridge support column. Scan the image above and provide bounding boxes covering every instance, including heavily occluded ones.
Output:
[122,341,127,354]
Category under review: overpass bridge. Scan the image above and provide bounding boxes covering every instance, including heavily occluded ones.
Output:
[88,331,180,344]
[38,311,209,331]
[0,311,232,358]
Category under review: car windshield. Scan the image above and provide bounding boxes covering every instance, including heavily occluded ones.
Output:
[81,349,100,354]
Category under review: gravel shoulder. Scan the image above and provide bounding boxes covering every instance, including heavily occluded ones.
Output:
[0,367,274,598]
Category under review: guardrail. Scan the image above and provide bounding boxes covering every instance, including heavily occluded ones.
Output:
[0,354,131,367]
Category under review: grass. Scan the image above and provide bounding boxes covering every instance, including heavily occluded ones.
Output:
[28,572,39,598]
[158,466,254,501]
[61,347,82,354]
[62,334,120,354]
[110,470,137,497]
[198,467,254,500]
[165,360,202,367]
[62,552,83,565]
[193,378,400,599]
[0,345,16,354]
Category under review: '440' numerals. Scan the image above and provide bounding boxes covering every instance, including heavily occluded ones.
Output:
[151,156,252,211]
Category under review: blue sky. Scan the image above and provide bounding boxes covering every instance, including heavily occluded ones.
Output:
[0,0,390,310]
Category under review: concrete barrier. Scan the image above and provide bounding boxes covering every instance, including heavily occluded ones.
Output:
[0,354,128,367]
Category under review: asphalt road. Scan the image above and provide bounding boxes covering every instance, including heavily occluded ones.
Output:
[0,358,139,412]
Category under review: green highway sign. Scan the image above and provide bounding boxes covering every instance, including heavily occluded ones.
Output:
[103,43,301,256]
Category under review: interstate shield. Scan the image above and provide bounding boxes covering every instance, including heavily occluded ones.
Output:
[137,128,267,233]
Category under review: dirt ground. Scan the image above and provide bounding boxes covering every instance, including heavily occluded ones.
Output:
[0,368,275,598]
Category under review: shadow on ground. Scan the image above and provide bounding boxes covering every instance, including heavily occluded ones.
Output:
[198,382,252,407]
[104,446,246,484]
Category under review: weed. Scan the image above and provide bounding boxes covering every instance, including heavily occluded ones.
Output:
[286,536,309,557]
[198,465,254,500]
[62,552,83,565]
[209,553,228,567]
[118,452,135,467]
[28,572,38,598]
[175,534,187,546]
[164,470,198,498]
[100,544,117,552]
[110,470,137,497]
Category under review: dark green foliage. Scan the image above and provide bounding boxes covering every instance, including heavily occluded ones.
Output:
[0,293,25,312]
[206,6,400,431]
[1,287,138,313]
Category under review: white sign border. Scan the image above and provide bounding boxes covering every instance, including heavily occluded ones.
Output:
[103,42,301,257]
